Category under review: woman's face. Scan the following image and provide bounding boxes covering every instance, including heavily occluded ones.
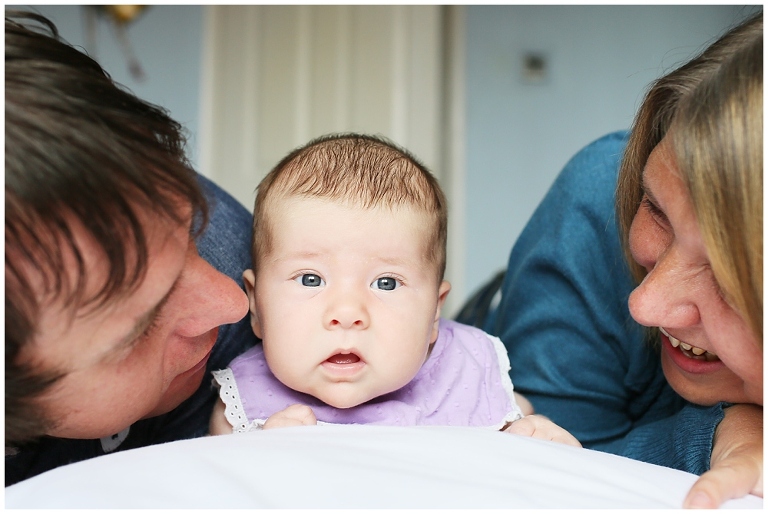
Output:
[627,137,763,406]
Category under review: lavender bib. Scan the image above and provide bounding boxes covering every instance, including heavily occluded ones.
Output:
[213,319,522,431]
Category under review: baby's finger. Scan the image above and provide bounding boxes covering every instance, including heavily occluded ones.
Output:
[263,404,318,429]
[504,415,581,448]
[547,426,581,448]
[503,417,536,437]
[281,404,318,425]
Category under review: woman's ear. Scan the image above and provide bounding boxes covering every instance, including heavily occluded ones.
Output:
[431,280,452,343]
[242,269,263,339]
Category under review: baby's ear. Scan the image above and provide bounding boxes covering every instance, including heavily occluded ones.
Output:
[242,269,263,339]
[431,280,452,343]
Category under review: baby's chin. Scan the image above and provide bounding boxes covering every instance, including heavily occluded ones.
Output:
[308,387,382,410]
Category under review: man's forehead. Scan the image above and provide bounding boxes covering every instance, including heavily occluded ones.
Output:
[20,202,189,313]
[17,204,191,366]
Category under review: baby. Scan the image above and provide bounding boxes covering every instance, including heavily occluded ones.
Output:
[210,134,577,445]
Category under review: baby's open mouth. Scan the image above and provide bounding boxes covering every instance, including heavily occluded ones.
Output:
[660,328,719,362]
[326,353,361,365]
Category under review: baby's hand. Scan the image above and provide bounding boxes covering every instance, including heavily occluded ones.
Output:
[514,392,534,416]
[503,414,581,447]
[263,404,318,430]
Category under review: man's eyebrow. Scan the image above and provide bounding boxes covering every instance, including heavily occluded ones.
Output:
[112,278,180,352]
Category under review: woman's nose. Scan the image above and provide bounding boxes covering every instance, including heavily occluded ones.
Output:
[627,205,699,329]
[324,285,370,330]
[627,244,701,329]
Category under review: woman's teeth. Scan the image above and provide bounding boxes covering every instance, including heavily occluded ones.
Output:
[659,327,719,362]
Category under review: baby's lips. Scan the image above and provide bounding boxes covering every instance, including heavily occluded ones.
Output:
[326,353,361,365]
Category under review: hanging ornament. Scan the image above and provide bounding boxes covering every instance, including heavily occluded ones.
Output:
[85,5,148,81]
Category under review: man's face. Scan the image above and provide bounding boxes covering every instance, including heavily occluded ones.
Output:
[17,204,249,439]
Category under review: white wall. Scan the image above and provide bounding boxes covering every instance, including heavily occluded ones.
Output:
[463,5,760,299]
[11,5,760,307]
[13,5,204,168]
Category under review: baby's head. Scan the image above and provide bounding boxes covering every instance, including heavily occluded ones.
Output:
[252,133,447,281]
[244,134,451,408]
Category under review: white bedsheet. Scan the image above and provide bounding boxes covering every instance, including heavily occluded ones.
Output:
[5,424,763,509]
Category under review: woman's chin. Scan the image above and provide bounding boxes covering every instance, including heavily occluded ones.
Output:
[661,351,757,406]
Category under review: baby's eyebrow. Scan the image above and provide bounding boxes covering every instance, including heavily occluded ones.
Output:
[272,251,416,268]
[375,256,411,267]
[283,250,323,259]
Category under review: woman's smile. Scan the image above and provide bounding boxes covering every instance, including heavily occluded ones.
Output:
[659,329,724,376]
[659,327,719,362]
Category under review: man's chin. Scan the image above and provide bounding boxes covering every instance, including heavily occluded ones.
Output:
[142,367,206,419]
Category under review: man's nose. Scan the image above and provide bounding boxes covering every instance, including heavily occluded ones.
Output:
[175,254,250,337]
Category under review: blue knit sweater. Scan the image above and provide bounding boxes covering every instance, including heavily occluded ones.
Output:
[486,131,725,474]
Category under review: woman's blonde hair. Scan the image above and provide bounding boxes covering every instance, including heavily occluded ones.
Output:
[616,12,763,342]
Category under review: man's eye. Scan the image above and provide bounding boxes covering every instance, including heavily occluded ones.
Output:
[296,273,324,287]
[372,277,399,291]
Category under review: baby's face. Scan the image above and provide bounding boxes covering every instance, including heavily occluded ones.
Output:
[246,196,450,409]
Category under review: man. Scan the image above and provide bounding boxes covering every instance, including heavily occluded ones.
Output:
[5,11,257,485]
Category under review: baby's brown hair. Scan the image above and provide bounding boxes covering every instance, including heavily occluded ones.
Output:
[252,133,448,281]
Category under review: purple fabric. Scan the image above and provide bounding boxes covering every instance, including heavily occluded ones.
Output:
[220,319,519,427]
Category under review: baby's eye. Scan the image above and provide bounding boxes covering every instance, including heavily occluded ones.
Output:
[295,273,325,287]
[372,277,400,291]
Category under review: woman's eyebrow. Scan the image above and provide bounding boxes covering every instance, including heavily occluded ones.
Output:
[640,172,660,206]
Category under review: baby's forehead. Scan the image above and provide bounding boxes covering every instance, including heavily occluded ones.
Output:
[263,195,437,253]
[271,193,431,219]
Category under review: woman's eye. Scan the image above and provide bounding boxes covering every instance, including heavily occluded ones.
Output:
[372,277,399,291]
[296,273,324,287]
[641,194,668,225]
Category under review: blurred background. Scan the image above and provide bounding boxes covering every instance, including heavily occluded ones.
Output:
[10,5,760,315]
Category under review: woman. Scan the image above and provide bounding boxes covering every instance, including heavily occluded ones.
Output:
[479,12,762,508]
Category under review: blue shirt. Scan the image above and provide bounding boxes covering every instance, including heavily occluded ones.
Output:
[486,131,725,474]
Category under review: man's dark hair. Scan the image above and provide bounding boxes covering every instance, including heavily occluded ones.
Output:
[5,11,207,445]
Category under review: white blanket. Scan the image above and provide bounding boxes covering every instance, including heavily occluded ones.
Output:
[5,424,763,509]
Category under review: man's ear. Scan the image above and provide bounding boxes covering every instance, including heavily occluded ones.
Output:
[431,280,452,343]
[242,269,263,339]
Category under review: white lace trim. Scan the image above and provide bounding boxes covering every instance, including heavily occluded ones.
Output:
[211,368,262,433]
[212,368,333,431]
[486,332,524,428]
